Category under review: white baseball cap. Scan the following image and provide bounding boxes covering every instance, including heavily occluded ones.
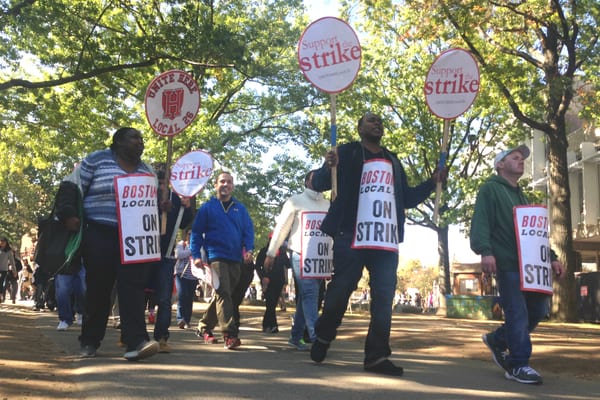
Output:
[494,144,530,168]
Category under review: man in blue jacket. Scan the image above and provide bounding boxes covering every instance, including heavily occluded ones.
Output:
[310,112,445,376]
[190,171,254,349]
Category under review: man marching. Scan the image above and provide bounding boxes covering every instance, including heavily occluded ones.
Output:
[310,112,446,376]
[264,170,331,350]
[470,145,565,384]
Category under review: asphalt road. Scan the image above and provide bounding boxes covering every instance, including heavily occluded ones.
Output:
[1,300,599,400]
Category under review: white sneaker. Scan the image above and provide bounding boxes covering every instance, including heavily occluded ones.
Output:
[123,340,159,361]
[76,314,83,325]
[57,321,70,331]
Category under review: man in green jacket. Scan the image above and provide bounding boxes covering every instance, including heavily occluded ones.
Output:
[470,144,564,385]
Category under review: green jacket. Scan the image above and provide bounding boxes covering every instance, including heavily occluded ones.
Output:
[470,174,529,272]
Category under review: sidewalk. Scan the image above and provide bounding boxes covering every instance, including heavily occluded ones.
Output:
[1,300,600,399]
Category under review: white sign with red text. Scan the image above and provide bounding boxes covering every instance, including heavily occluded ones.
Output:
[170,150,214,197]
[424,48,480,120]
[514,205,553,295]
[300,211,333,279]
[145,69,200,136]
[297,17,361,94]
[114,174,161,264]
[352,159,399,253]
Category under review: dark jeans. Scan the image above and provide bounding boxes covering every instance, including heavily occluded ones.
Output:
[489,270,549,369]
[175,276,197,324]
[55,269,86,324]
[153,257,176,341]
[80,222,152,352]
[314,234,398,366]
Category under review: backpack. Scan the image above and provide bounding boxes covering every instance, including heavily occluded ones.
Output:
[34,180,83,276]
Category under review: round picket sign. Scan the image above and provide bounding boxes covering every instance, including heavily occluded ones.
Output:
[424,48,480,120]
[145,69,200,136]
[169,150,214,197]
[297,17,361,94]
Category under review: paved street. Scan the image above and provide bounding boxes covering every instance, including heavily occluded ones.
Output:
[1,300,599,399]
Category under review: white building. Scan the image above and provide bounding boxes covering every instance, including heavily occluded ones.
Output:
[530,123,600,271]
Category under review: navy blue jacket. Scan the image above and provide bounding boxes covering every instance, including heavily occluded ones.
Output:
[312,141,435,243]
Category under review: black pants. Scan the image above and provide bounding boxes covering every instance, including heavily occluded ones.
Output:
[80,222,152,352]
[262,277,285,329]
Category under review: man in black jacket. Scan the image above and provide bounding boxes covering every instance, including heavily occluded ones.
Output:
[310,112,446,376]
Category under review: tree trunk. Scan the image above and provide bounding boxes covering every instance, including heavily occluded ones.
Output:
[547,129,579,322]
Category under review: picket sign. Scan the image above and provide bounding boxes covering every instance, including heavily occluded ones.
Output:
[144,69,201,233]
[424,48,480,223]
[298,17,361,199]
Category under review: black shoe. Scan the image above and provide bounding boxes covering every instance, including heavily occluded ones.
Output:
[79,344,97,358]
[482,333,510,372]
[310,339,330,363]
[505,366,543,384]
[263,326,279,333]
[364,359,404,376]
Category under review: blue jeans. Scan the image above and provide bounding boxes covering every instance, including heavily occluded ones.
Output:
[314,234,398,366]
[491,270,549,369]
[55,268,86,324]
[153,257,176,341]
[175,275,197,324]
[290,252,321,342]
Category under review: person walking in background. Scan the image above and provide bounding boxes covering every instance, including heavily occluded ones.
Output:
[76,127,160,361]
[190,171,254,350]
[148,167,194,353]
[4,255,21,304]
[255,236,289,334]
[263,170,330,350]
[19,258,34,301]
[0,237,17,304]
[174,230,196,330]
[470,145,564,384]
[310,112,446,376]
[53,167,86,331]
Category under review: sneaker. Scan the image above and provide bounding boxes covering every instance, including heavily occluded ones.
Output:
[79,344,97,358]
[177,320,186,329]
[288,338,309,351]
[263,326,279,333]
[310,338,330,363]
[196,329,218,344]
[504,366,543,384]
[223,335,241,350]
[123,340,160,361]
[482,333,509,372]
[364,359,404,377]
[158,338,171,353]
[75,314,83,325]
[56,321,70,331]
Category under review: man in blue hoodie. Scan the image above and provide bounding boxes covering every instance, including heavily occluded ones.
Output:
[190,171,254,349]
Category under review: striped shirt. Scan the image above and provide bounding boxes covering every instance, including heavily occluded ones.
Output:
[79,149,154,227]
